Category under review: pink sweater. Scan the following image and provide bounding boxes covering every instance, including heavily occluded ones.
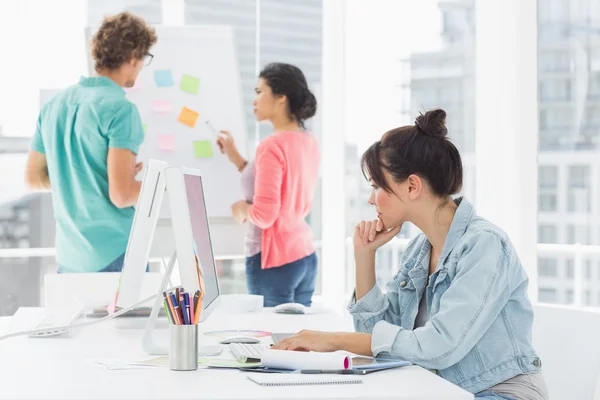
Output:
[247,131,320,269]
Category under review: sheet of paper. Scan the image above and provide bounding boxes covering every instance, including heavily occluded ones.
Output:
[158,135,176,151]
[180,74,200,94]
[152,100,172,113]
[193,140,214,158]
[178,106,199,128]
[154,70,174,87]
[261,350,351,371]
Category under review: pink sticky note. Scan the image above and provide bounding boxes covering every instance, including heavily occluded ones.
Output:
[158,135,175,151]
[152,100,172,113]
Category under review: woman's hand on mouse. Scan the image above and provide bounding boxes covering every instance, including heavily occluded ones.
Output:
[353,218,401,255]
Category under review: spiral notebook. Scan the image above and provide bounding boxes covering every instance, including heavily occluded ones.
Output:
[247,375,362,387]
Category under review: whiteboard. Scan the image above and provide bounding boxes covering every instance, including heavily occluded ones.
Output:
[85,25,247,218]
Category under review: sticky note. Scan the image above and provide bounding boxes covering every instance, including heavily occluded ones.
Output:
[158,135,175,151]
[152,100,172,113]
[154,70,174,87]
[142,124,148,134]
[180,74,200,94]
[193,140,214,158]
[178,107,199,128]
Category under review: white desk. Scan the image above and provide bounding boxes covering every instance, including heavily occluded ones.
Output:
[0,307,472,400]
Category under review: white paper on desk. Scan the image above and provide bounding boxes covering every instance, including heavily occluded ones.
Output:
[89,358,163,370]
[261,350,351,370]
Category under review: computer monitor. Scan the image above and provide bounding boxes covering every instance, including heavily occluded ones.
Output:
[112,159,168,311]
[164,166,221,322]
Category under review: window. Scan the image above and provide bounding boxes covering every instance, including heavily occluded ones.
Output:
[343,0,476,297]
[538,288,558,303]
[569,166,590,189]
[184,0,324,296]
[566,259,574,279]
[566,289,574,304]
[567,225,590,245]
[538,224,557,243]
[538,258,558,277]
[539,193,557,212]
[539,166,558,188]
[540,79,571,101]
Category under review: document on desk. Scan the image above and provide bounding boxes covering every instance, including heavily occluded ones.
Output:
[261,350,351,371]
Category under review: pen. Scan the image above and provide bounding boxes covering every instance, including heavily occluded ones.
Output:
[205,120,222,136]
[193,290,200,308]
[169,293,182,324]
[183,292,191,325]
[193,290,204,324]
[162,292,174,324]
[299,369,366,375]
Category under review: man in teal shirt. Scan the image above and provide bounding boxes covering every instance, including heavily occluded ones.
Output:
[25,12,157,273]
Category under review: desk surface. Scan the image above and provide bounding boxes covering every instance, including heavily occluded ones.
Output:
[0,307,472,400]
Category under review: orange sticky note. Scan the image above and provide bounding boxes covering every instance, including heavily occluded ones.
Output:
[158,135,175,151]
[178,107,199,128]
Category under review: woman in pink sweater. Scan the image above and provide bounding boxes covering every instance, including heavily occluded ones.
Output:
[216,63,320,307]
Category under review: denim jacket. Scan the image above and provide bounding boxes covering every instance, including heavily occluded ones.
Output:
[348,198,542,394]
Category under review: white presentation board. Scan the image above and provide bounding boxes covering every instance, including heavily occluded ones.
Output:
[85,25,247,218]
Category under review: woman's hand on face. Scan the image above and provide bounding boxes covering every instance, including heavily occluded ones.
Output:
[353,218,401,254]
[271,330,339,353]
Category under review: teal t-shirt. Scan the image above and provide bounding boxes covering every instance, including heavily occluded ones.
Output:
[31,76,145,272]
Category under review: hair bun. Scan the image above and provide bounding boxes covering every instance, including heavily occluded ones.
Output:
[297,89,317,121]
[415,109,448,138]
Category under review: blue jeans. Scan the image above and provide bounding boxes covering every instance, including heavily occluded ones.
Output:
[475,392,516,400]
[245,252,317,307]
[57,253,126,273]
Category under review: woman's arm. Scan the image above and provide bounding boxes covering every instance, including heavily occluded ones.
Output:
[246,141,285,229]
[369,233,518,370]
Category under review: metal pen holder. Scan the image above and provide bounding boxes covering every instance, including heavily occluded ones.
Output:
[169,324,198,371]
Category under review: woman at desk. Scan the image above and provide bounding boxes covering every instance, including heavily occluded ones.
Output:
[216,63,320,307]
[274,109,548,400]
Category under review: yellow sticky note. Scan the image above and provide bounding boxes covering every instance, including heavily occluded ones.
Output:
[158,135,175,151]
[142,124,148,133]
[178,107,199,128]
[180,74,200,95]
[193,140,213,158]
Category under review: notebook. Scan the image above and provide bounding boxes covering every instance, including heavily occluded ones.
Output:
[247,374,362,387]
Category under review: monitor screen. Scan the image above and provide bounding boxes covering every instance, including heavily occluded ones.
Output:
[183,174,219,310]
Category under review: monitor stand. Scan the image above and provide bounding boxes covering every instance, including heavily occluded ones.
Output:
[142,250,222,357]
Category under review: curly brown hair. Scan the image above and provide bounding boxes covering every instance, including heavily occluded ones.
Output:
[91,12,157,72]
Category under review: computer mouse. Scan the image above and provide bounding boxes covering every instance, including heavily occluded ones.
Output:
[219,335,261,344]
[274,303,306,314]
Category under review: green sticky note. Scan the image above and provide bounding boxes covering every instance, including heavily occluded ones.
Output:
[142,124,147,133]
[193,140,213,158]
[180,74,200,94]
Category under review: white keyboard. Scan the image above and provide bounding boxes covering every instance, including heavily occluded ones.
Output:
[229,343,271,363]
[29,307,85,338]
